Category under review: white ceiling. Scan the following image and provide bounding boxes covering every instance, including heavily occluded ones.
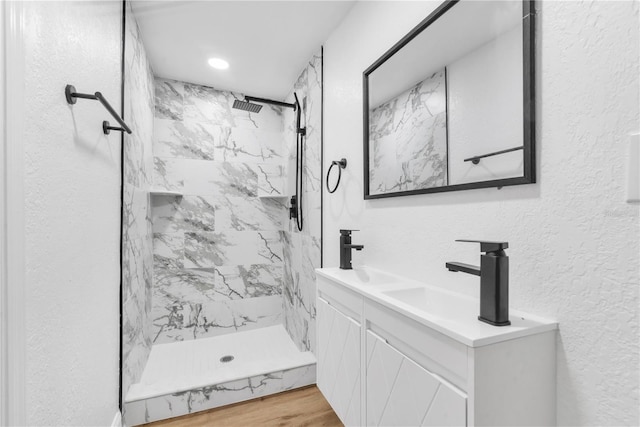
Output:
[369,0,523,108]
[131,1,356,100]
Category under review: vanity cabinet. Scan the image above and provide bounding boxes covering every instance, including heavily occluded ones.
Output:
[316,271,557,427]
[317,298,361,426]
[366,330,467,426]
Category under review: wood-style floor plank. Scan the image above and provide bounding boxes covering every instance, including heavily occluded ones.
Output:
[143,386,343,427]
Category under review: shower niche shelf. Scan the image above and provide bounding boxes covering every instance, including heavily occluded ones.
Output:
[149,189,183,197]
[258,194,288,199]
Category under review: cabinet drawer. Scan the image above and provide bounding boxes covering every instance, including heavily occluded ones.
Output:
[317,298,361,426]
[365,299,468,390]
[366,330,467,427]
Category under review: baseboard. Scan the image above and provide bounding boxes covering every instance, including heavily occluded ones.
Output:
[111,410,122,427]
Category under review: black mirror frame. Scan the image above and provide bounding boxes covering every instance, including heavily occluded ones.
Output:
[363,0,536,200]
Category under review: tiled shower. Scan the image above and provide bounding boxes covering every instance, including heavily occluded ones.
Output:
[151,78,289,343]
[120,4,322,424]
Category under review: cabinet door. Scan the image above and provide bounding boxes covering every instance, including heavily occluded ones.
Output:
[317,298,361,426]
[366,331,467,427]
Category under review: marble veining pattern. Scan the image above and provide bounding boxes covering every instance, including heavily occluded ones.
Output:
[153,157,184,192]
[281,51,323,353]
[151,77,287,343]
[147,57,322,410]
[211,162,258,198]
[257,164,285,196]
[282,232,320,352]
[153,232,184,270]
[122,3,155,401]
[369,68,448,195]
[184,231,259,268]
[177,81,283,133]
[125,28,323,427]
[215,196,283,231]
[124,364,316,425]
[214,127,284,164]
[154,118,216,160]
[155,80,184,121]
[152,195,215,235]
[152,294,282,343]
[215,264,283,299]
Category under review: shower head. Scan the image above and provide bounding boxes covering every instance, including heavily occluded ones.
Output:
[232,99,263,113]
[233,95,297,115]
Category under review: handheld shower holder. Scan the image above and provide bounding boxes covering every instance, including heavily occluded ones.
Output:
[235,91,306,231]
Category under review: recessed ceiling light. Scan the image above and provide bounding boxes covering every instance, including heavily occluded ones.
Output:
[208,57,229,70]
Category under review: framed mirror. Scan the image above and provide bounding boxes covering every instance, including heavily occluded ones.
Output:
[363,0,535,199]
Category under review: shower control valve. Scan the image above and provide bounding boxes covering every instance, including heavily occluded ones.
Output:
[289,195,298,219]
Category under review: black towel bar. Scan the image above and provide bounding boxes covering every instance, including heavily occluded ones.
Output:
[65,84,132,135]
[464,146,524,165]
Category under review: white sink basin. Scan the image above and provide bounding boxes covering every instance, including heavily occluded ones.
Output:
[381,287,478,321]
[317,266,402,287]
[316,266,558,347]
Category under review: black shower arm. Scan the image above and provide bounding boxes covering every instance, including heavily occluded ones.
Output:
[242,93,305,138]
[244,95,296,110]
[242,93,305,135]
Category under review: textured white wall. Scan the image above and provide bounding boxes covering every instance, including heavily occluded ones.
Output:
[22,1,122,425]
[324,1,639,425]
[0,1,6,421]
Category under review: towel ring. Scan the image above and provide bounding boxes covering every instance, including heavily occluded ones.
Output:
[326,158,347,194]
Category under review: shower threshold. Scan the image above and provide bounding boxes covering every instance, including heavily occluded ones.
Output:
[124,325,316,426]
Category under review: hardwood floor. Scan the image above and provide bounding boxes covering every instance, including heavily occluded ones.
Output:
[143,386,343,427]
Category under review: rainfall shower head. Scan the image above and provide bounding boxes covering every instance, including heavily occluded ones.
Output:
[232,95,296,114]
[232,99,263,113]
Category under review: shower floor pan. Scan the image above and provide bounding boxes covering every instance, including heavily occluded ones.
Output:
[124,325,316,426]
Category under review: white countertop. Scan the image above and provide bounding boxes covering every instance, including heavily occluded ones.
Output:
[316,266,558,347]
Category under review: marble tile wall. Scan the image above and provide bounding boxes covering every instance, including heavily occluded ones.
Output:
[368,68,448,195]
[281,51,323,353]
[152,78,288,344]
[122,3,155,399]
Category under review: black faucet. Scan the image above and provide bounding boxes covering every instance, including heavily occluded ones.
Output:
[340,229,363,270]
[446,240,511,326]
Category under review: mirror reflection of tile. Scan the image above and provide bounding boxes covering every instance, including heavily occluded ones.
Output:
[368,68,448,195]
